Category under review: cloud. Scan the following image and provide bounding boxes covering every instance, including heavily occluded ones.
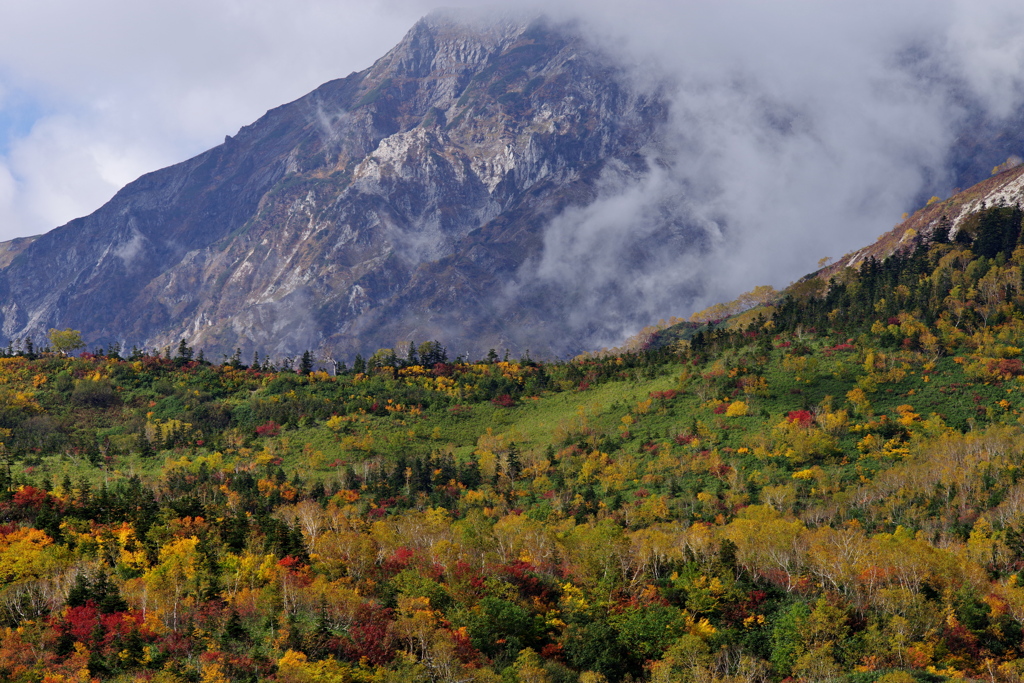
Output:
[942,0,1024,117]
[509,0,1024,333]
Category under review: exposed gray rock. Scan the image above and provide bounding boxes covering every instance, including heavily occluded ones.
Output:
[0,13,670,360]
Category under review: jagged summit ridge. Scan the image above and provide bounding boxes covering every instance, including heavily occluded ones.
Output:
[375,10,535,81]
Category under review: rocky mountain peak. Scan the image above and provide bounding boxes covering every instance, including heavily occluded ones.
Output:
[376,10,534,80]
[0,12,666,361]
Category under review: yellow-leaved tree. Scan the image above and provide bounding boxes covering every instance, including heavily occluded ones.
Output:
[47,328,84,356]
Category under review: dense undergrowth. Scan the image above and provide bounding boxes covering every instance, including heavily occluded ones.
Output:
[4,206,1024,681]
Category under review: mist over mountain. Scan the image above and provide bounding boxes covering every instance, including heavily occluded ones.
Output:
[2,8,1024,361]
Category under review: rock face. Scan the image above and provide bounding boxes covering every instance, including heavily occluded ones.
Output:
[0,13,668,360]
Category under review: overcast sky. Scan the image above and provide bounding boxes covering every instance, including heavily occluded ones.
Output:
[2,0,1024,329]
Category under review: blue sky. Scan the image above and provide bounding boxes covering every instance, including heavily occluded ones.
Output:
[0,88,46,156]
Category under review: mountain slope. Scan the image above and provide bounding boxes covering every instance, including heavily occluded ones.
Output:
[638,161,1024,353]
[5,180,1024,677]
[0,12,665,360]
[823,161,1024,276]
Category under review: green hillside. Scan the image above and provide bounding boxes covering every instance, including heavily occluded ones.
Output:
[4,202,1024,681]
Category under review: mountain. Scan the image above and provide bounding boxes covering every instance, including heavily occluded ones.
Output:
[0,12,667,361]
[3,12,1024,364]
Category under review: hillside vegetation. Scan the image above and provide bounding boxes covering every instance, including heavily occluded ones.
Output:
[5,203,1024,681]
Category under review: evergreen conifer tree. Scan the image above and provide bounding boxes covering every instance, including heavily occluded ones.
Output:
[299,350,314,375]
[137,432,155,458]
[175,338,193,362]
[506,442,522,482]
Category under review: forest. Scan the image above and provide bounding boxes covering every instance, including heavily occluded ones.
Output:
[4,204,1024,681]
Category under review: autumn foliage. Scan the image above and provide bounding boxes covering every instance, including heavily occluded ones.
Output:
[3,204,1024,679]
